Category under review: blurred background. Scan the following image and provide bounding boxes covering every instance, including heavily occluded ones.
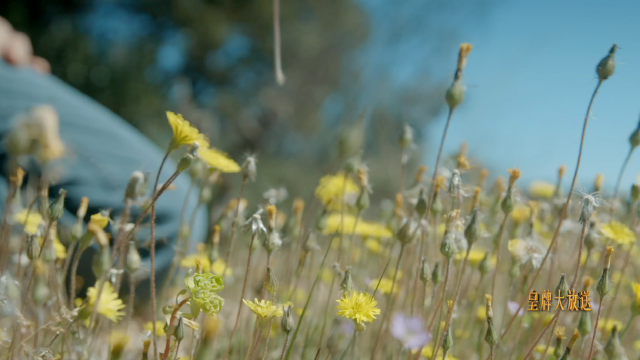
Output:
[3,0,640,202]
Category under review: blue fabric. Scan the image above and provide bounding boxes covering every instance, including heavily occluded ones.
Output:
[0,60,208,295]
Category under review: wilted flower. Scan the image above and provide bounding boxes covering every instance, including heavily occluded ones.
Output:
[390,313,432,350]
[508,237,546,270]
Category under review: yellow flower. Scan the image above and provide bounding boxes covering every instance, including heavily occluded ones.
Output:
[212,259,232,276]
[54,238,67,260]
[198,147,241,173]
[600,318,624,335]
[144,321,166,336]
[109,331,130,352]
[420,346,460,360]
[511,205,531,224]
[89,213,110,229]
[529,181,556,199]
[167,111,209,150]
[535,345,555,355]
[321,268,335,284]
[601,221,636,246]
[368,278,397,295]
[315,173,359,211]
[86,281,126,323]
[632,282,640,306]
[336,291,381,324]
[476,306,486,321]
[323,213,392,238]
[365,238,383,254]
[14,209,43,234]
[634,339,640,351]
[454,248,496,267]
[243,299,283,320]
[181,254,212,272]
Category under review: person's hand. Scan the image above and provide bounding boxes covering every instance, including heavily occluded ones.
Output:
[0,17,51,74]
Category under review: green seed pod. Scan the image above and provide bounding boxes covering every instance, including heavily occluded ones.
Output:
[596,44,617,81]
[443,326,453,352]
[432,261,442,285]
[446,79,465,111]
[419,257,430,284]
[48,189,67,222]
[415,190,428,218]
[92,245,112,279]
[631,183,640,204]
[397,219,417,245]
[440,233,456,259]
[629,123,640,149]
[596,268,610,298]
[175,316,185,341]
[556,274,570,298]
[432,194,443,217]
[340,266,354,295]
[265,266,278,294]
[124,171,145,202]
[176,153,195,173]
[356,190,370,212]
[501,188,514,215]
[479,252,491,275]
[584,221,598,251]
[282,305,294,334]
[27,235,40,261]
[42,236,57,263]
[464,208,480,245]
[554,337,564,359]
[126,241,142,274]
[604,326,627,360]
[485,319,498,348]
[578,310,592,337]
[199,185,213,205]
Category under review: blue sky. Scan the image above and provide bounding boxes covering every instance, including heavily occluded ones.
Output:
[418,0,640,192]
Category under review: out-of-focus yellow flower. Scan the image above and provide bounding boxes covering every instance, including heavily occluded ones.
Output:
[324,213,392,238]
[535,345,555,355]
[632,282,640,307]
[181,254,211,272]
[89,213,110,229]
[365,238,383,254]
[198,147,241,173]
[368,278,397,295]
[529,181,556,199]
[321,268,335,284]
[336,291,380,324]
[454,248,496,267]
[511,205,531,224]
[600,318,624,335]
[601,221,636,246]
[634,339,640,351]
[14,209,43,234]
[144,321,166,336]
[54,238,67,259]
[167,111,209,151]
[109,331,130,350]
[420,345,460,360]
[212,259,232,276]
[243,299,283,320]
[315,173,359,211]
[86,281,126,323]
[476,306,486,322]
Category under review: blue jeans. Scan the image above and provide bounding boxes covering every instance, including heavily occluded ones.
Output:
[0,60,208,297]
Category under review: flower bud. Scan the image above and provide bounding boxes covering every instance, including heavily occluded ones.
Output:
[356,322,366,333]
[415,189,428,218]
[478,252,491,275]
[632,183,640,204]
[446,79,465,111]
[419,257,430,284]
[340,267,354,295]
[630,123,640,149]
[584,221,598,251]
[282,305,294,333]
[48,189,67,222]
[501,188,514,215]
[263,230,282,255]
[242,156,258,182]
[578,310,592,337]
[199,185,213,204]
[399,123,414,150]
[596,268,610,298]
[356,190,370,212]
[604,326,626,360]
[443,326,453,352]
[448,170,462,198]
[175,316,185,341]
[397,219,417,245]
[596,44,617,81]
[440,231,457,259]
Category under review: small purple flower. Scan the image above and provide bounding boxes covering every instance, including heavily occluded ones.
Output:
[390,313,432,350]
[508,301,525,316]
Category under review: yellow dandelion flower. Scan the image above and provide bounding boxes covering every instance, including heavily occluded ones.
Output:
[632,282,640,307]
[89,213,110,229]
[511,205,531,224]
[323,213,392,238]
[14,209,44,234]
[368,278,398,295]
[181,254,212,273]
[86,281,126,323]
[212,259,232,276]
[315,173,359,211]
[198,147,241,173]
[601,221,636,246]
[144,321,166,336]
[243,299,284,320]
[419,346,460,360]
[529,181,556,199]
[167,111,209,150]
[336,291,381,324]
[476,306,486,322]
